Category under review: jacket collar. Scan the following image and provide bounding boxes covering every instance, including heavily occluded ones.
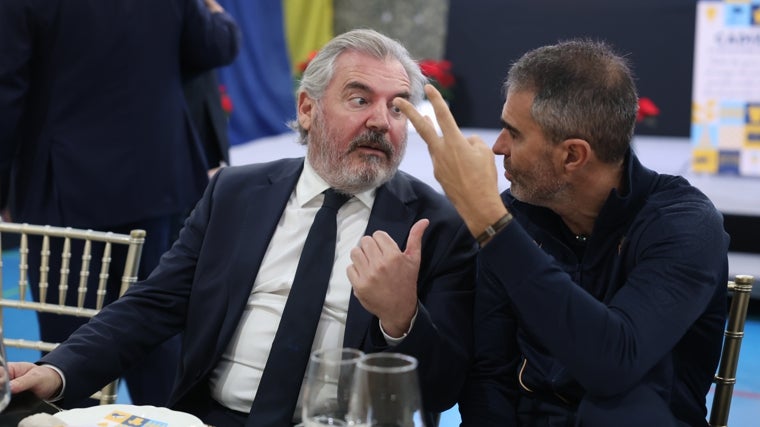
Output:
[505,149,658,241]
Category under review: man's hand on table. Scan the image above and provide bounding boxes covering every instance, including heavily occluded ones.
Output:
[9,362,62,401]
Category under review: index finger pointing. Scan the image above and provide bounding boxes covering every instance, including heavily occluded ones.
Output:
[394,97,440,147]
[422,84,464,140]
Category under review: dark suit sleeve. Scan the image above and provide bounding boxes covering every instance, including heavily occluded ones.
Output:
[180,0,241,71]
[0,0,34,184]
[37,168,226,403]
[365,216,477,414]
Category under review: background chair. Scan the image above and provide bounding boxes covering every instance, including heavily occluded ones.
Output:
[710,274,755,427]
[0,222,145,405]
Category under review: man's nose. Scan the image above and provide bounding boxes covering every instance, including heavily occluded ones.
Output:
[492,129,511,155]
[366,104,391,132]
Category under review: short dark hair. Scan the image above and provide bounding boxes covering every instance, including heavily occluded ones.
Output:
[504,39,638,163]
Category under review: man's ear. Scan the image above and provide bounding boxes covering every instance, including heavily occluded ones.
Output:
[297,92,315,131]
[562,138,591,171]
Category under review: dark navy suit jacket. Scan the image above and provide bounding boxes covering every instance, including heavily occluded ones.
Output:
[0,0,240,228]
[41,158,477,417]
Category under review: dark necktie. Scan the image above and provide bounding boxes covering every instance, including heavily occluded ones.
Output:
[247,188,351,427]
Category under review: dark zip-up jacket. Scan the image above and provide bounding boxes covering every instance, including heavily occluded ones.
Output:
[460,151,729,426]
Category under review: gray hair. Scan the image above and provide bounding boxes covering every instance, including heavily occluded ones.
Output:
[289,29,426,143]
[504,39,638,164]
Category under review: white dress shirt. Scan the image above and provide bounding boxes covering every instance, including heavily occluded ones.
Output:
[208,159,375,414]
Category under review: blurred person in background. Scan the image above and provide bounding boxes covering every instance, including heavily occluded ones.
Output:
[183,69,231,178]
[0,0,240,407]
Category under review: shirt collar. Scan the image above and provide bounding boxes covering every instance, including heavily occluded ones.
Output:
[296,158,376,209]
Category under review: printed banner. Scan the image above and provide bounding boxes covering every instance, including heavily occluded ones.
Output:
[692,0,760,176]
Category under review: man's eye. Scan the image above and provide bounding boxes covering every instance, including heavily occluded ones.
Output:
[390,105,402,115]
[350,97,368,106]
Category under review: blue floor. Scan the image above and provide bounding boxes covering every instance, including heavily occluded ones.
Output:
[3,249,760,425]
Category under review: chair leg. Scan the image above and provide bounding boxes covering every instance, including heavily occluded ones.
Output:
[97,380,120,405]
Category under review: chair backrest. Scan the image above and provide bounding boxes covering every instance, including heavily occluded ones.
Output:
[0,222,145,405]
[709,274,755,427]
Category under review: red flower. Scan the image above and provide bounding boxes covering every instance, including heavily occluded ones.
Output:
[219,84,233,116]
[420,59,455,88]
[419,59,456,101]
[637,97,659,124]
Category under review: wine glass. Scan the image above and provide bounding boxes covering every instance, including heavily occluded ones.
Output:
[347,352,426,427]
[301,347,365,426]
[0,328,10,412]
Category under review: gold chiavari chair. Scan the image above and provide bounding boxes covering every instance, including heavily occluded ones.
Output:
[0,222,145,405]
[709,274,755,427]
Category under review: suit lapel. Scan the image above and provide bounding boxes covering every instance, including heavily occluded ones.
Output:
[217,160,303,351]
[343,173,418,349]
[213,166,420,352]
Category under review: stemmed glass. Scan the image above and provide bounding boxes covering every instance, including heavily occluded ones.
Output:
[347,352,426,427]
[0,327,11,412]
[301,347,365,426]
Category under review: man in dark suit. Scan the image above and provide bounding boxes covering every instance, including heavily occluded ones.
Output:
[0,0,240,406]
[9,29,476,426]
